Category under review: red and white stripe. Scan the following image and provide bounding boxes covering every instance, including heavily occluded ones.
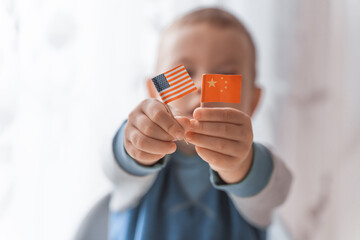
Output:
[160,65,197,104]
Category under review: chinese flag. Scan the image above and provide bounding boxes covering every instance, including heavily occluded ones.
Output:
[201,74,241,103]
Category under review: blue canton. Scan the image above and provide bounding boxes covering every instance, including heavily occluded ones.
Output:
[152,74,170,92]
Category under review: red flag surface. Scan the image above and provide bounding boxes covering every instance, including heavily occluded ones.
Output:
[201,74,241,103]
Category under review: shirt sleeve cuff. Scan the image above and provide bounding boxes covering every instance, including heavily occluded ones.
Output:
[112,120,170,176]
[210,142,274,197]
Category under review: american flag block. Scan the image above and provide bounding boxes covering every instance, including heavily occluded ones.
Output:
[151,65,197,104]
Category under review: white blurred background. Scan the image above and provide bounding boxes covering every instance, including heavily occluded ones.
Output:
[1,0,359,240]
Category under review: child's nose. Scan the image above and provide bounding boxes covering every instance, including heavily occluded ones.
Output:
[195,84,201,95]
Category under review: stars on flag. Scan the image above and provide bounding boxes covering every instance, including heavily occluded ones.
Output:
[220,77,228,93]
[208,76,228,93]
[208,78,217,87]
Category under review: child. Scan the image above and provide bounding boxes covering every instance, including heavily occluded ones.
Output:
[103,8,292,240]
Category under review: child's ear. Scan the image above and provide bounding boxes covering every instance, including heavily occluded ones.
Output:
[146,78,157,98]
[250,86,262,117]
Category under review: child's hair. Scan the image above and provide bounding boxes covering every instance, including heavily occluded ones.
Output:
[160,7,257,83]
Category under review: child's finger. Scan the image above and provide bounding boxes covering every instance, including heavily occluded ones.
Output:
[185,132,240,157]
[127,125,177,155]
[131,114,174,141]
[189,119,244,141]
[124,139,166,163]
[141,100,185,140]
[193,107,250,125]
[174,116,191,132]
[194,146,237,172]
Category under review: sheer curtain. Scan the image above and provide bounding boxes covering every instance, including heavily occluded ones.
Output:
[269,1,360,239]
[1,0,359,240]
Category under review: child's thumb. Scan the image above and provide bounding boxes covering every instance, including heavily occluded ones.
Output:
[174,116,191,132]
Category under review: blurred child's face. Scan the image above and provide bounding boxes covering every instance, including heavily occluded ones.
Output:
[152,23,260,118]
[148,23,261,155]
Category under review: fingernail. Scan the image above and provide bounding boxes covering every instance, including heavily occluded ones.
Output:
[193,108,201,120]
[169,144,177,153]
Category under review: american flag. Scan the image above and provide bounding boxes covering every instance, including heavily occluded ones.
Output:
[151,65,197,104]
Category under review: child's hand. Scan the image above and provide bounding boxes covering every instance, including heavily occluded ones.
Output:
[185,107,254,184]
[124,99,189,166]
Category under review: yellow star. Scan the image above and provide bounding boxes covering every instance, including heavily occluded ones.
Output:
[208,78,217,87]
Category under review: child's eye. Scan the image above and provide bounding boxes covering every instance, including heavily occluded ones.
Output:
[216,69,237,75]
[219,72,236,75]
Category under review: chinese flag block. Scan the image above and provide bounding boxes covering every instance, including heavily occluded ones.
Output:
[201,74,241,103]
